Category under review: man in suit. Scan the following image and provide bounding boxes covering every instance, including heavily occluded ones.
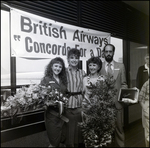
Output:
[99,44,128,147]
[136,53,149,90]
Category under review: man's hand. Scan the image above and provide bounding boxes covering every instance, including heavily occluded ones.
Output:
[122,98,138,104]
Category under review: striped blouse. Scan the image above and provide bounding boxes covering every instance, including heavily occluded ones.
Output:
[139,80,149,103]
[66,67,86,108]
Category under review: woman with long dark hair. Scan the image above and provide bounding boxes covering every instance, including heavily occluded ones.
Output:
[40,57,68,147]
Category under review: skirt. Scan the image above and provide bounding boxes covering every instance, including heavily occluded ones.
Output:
[65,108,83,145]
[44,109,66,147]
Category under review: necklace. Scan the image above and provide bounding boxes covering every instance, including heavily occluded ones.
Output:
[87,74,106,86]
[87,74,100,86]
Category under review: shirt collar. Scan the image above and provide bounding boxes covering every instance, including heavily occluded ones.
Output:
[145,64,149,70]
[105,60,114,67]
[68,66,79,71]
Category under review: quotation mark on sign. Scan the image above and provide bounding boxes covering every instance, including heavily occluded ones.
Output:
[14,35,21,41]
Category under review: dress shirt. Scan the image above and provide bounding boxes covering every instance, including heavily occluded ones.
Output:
[145,64,149,74]
[105,61,114,74]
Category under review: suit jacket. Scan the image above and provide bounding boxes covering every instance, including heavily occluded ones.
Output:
[99,61,128,109]
[136,65,149,90]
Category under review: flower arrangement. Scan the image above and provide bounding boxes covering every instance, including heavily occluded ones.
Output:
[78,75,117,147]
[1,84,69,118]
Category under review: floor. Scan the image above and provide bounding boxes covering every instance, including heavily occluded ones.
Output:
[1,119,146,147]
[124,119,145,147]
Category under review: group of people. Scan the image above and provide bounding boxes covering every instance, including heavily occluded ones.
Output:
[40,43,149,147]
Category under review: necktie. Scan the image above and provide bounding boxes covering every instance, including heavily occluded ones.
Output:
[107,63,113,76]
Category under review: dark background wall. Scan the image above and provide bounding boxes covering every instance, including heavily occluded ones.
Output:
[1,0,149,45]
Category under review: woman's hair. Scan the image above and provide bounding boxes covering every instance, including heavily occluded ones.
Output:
[44,57,67,86]
[67,48,80,59]
[87,57,102,73]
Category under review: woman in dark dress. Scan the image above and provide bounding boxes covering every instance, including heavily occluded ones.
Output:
[40,57,68,147]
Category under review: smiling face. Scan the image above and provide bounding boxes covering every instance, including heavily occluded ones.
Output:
[52,62,63,76]
[68,54,79,67]
[88,62,100,75]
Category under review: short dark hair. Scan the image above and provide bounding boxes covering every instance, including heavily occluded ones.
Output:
[67,48,80,59]
[87,57,102,73]
[103,44,115,52]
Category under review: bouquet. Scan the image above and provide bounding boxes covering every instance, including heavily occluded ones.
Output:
[39,85,69,115]
[78,75,117,147]
[1,84,41,117]
[1,84,69,118]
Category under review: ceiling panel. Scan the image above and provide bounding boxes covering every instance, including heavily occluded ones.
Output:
[122,1,149,16]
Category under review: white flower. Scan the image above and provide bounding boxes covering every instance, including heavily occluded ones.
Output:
[25,92,32,98]
[17,97,26,105]
[48,85,51,88]
[55,89,59,95]
[7,96,15,101]
[27,98,32,103]
[32,93,38,100]
[40,89,48,95]
[1,106,11,111]
[98,75,106,81]
[3,101,11,107]
[60,93,63,97]
[15,91,25,98]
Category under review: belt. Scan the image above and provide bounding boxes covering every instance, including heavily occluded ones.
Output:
[66,92,83,97]
[49,110,69,123]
